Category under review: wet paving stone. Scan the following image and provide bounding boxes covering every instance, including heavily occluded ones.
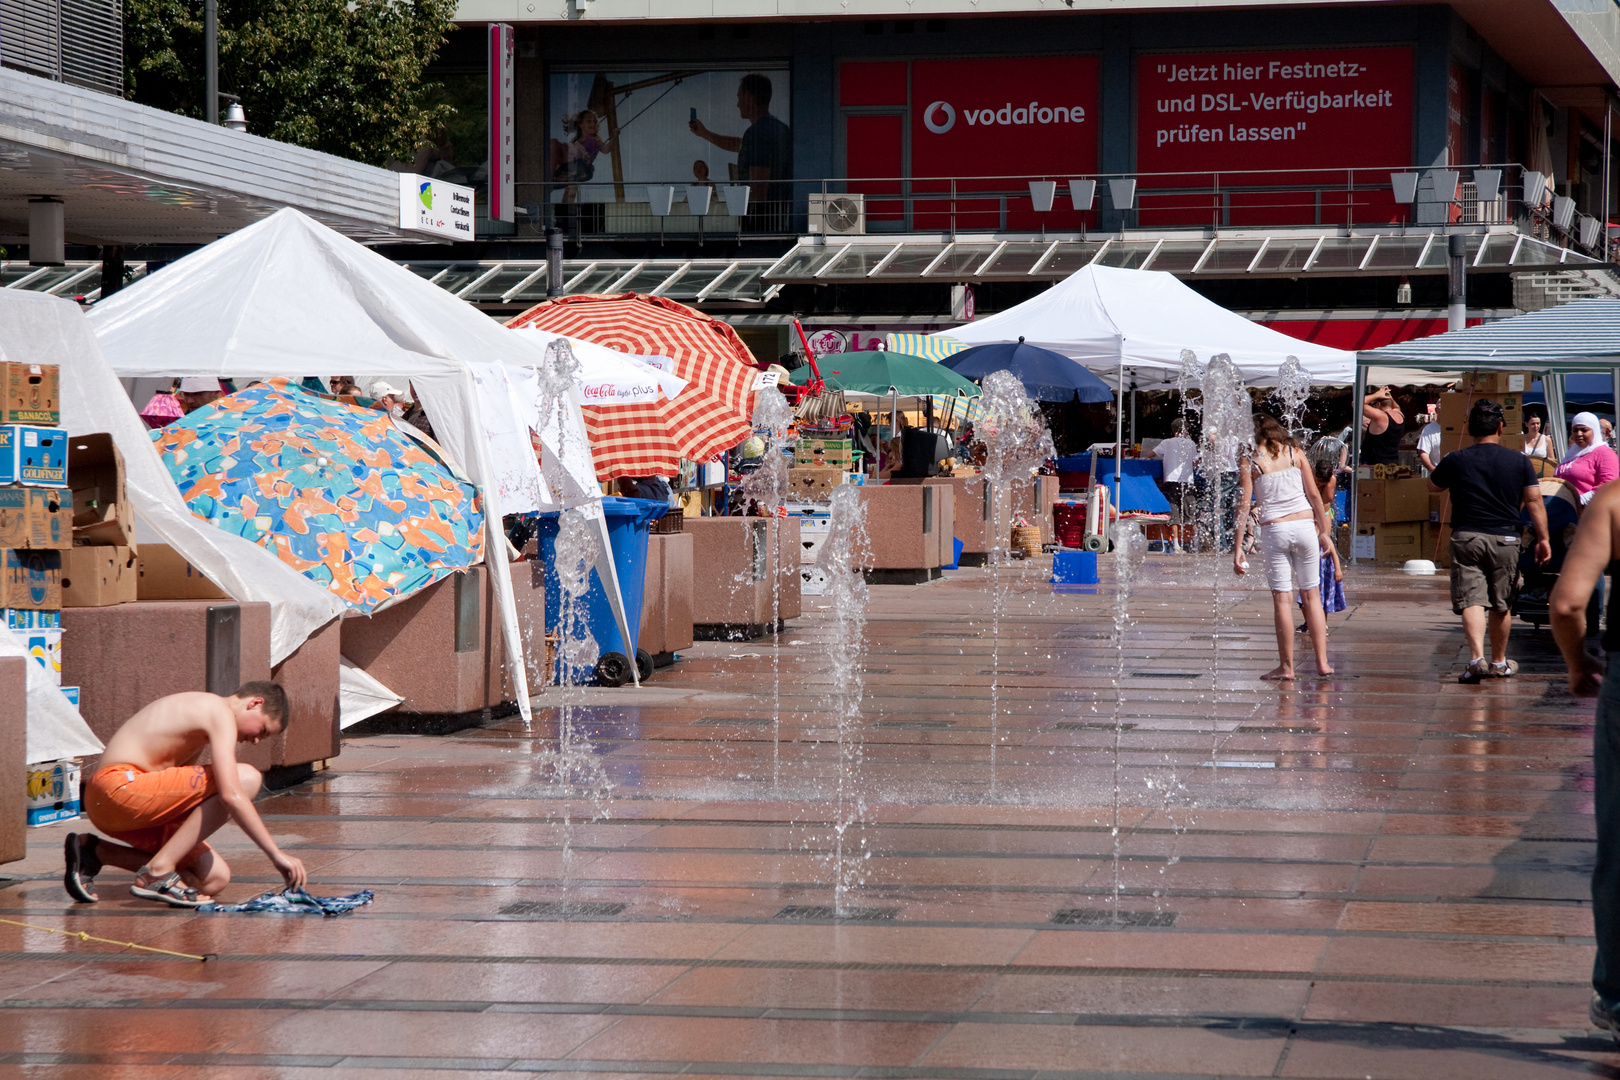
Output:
[0,558,1610,1076]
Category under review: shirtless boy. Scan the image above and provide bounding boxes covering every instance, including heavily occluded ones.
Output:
[62,683,308,908]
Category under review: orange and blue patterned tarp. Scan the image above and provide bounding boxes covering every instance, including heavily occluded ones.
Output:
[152,380,484,612]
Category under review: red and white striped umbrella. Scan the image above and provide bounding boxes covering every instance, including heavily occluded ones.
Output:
[507,293,758,480]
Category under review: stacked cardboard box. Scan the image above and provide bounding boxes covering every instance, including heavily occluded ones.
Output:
[1418,375,1532,567]
[1,362,73,705]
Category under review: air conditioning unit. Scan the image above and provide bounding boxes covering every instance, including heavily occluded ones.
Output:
[808,193,866,236]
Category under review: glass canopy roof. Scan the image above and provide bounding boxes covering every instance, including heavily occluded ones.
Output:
[760,227,1598,284]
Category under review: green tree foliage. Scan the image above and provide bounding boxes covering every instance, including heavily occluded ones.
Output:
[124,0,461,166]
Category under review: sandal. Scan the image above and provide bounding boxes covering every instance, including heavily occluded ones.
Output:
[130,867,206,909]
[1490,659,1519,678]
[63,833,101,904]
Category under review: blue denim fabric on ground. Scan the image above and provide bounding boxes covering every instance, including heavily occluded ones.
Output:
[1594,654,1620,1002]
[198,888,374,916]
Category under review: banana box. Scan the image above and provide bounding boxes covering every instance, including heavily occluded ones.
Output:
[26,759,81,826]
[27,628,61,685]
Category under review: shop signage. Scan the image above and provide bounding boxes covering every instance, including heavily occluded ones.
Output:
[489,23,515,223]
[806,330,847,356]
[397,174,475,241]
[910,56,1101,180]
[1135,46,1412,173]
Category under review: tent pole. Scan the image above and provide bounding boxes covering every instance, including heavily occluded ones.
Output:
[1129,381,1137,451]
[1613,367,1620,434]
[1115,359,1123,487]
[1349,365,1365,564]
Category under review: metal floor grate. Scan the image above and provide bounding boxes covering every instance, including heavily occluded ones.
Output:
[695,717,772,726]
[1051,909,1177,927]
[498,901,629,919]
[1056,722,1138,731]
[875,720,953,730]
[774,905,899,922]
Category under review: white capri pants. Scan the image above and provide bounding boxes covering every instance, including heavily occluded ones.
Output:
[1260,519,1320,593]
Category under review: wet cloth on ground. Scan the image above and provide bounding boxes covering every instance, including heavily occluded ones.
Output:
[198,888,375,916]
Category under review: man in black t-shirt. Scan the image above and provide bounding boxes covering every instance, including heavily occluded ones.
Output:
[1429,399,1550,683]
[690,72,792,231]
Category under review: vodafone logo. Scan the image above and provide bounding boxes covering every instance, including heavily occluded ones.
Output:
[923,100,956,134]
[922,99,1088,134]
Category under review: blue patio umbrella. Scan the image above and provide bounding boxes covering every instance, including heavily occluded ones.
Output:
[942,338,1115,403]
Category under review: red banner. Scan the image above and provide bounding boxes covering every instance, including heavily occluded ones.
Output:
[1135,47,1413,175]
[910,56,1101,181]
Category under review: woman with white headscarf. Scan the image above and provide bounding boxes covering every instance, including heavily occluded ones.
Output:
[1555,411,1620,505]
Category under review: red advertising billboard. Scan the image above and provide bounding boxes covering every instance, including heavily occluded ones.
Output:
[910,56,1100,181]
[1136,46,1412,173]
[840,56,1099,231]
[1135,46,1412,226]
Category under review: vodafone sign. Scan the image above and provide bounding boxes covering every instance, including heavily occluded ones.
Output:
[910,57,1100,180]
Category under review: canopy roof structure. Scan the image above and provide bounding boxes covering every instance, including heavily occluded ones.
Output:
[84,208,640,717]
[933,263,1357,388]
[1359,298,1620,372]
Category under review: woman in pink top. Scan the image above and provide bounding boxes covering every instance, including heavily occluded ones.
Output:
[1555,412,1619,505]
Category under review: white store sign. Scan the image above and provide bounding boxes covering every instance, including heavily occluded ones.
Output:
[398,174,475,241]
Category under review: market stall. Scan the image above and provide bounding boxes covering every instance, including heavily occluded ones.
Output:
[86,208,629,720]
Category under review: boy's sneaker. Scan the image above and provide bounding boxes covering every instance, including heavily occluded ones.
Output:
[1459,658,1491,684]
[1490,659,1519,678]
[1593,992,1620,1044]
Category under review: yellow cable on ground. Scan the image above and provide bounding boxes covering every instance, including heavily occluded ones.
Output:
[0,916,207,961]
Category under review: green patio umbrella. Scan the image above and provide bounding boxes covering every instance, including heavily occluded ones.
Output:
[791,350,981,447]
[791,350,981,398]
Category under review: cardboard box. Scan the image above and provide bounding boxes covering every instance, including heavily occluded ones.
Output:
[67,433,135,549]
[1462,371,1530,395]
[1,363,59,425]
[25,759,80,827]
[0,426,67,487]
[60,686,79,708]
[1356,522,1424,565]
[787,466,846,501]
[4,607,59,630]
[1356,477,1430,523]
[1428,491,1449,523]
[136,543,228,600]
[0,486,70,549]
[62,545,137,607]
[1422,521,1453,568]
[795,437,854,466]
[1,549,61,609]
[27,628,61,685]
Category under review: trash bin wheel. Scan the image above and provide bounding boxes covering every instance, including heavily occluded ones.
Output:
[596,652,633,687]
[1082,533,1107,553]
[635,649,655,683]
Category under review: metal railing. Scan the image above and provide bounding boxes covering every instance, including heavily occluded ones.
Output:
[509,163,1612,252]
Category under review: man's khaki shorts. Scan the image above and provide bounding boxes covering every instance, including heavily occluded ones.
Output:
[1449,530,1522,614]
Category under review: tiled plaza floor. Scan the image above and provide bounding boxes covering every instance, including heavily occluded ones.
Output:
[1,554,1615,1078]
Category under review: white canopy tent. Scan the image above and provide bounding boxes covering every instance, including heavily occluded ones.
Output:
[933,263,1357,389]
[0,291,117,761]
[87,208,642,721]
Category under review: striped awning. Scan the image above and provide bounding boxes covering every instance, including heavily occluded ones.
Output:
[508,294,757,480]
[1360,298,1620,371]
[885,333,968,361]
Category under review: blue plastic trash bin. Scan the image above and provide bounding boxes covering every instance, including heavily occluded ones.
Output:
[945,537,963,570]
[536,496,668,686]
[1052,550,1099,584]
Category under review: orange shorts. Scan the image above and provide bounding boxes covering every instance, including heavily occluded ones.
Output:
[84,763,216,868]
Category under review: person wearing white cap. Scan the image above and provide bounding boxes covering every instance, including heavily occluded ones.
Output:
[365,380,409,419]
[175,377,224,414]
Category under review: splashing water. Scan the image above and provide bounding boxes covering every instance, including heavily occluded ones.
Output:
[741,385,794,789]
[531,339,615,898]
[816,485,870,914]
[974,371,1055,794]
[1108,519,1147,921]
[1271,354,1311,438]
[1195,353,1253,767]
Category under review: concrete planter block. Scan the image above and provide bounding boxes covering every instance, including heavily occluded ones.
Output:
[640,532,695,662]
[857,484,951,584]
[341,567,511,722]
[0,656,24,865]
[61,600,272,750]
[686,517,797,636]
[269,616,341,768]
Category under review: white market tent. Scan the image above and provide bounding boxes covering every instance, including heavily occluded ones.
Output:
[87,208,642,722]
[933,263,1357,389]
[0,290,117,762]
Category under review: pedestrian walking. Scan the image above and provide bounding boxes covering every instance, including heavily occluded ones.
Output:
[1152,419,1198,551]
[1428,399,1550,683]
[1233,413,1335,680]
[1549,481,1620,1041]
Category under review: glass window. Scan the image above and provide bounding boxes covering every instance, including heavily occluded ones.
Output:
[1144,240,1212,274]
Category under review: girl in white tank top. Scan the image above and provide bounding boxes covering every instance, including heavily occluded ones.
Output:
[1233,413,1335,681]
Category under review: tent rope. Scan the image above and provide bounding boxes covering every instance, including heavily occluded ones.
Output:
[0,916,207,961]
